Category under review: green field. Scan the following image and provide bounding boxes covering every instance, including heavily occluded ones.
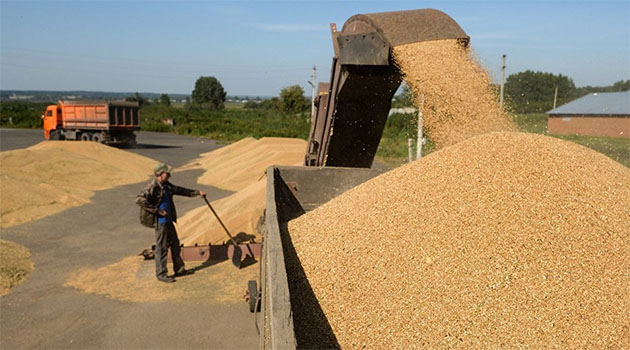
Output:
[512,113,630,167]
[2,101,627,168]
[375,112,629,168]
[139,104,310,141]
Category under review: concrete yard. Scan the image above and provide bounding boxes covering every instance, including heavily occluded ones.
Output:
[0,129,260,349]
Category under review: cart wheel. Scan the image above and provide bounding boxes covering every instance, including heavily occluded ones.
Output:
[248,280,258,313]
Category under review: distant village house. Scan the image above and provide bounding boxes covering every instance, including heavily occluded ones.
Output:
[547,91,630,138]
[8,94,33,100]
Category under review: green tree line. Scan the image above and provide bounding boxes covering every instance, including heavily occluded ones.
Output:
[392,71,629,114]
[505,71,628,113]
[0,101,49,128]
[138,77,311,140]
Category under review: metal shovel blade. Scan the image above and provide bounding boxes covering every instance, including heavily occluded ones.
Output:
[231,244,243,269]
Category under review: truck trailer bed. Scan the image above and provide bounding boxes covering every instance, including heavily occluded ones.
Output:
[261,166,383,349]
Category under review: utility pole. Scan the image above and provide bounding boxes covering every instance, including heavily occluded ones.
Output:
[553,86,558,109]
[416,94,425,160]
[308,66,317,120]
[500,54,506,108]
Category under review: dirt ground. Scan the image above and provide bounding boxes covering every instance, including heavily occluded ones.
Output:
[0,129,260,349]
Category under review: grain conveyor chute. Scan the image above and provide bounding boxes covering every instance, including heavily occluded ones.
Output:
[305,8,469,168]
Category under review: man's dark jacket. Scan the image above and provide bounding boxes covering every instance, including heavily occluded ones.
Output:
[136,178,200,228]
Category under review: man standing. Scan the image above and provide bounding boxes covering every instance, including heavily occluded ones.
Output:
[136,163,206,283]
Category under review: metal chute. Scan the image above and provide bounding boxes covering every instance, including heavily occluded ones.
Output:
[306,9,469,167]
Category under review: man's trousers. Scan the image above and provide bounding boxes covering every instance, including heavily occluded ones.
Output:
[154,222,185,277]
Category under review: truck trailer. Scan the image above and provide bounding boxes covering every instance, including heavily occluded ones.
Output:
[42,100,140,147]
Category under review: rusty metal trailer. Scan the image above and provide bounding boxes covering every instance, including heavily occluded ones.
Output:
[260,166,382,348]
[253,8,470,349]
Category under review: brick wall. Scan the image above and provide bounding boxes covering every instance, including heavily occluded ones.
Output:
[548,115,630,138]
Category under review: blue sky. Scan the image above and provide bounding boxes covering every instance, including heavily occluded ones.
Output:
[1,0,629,96]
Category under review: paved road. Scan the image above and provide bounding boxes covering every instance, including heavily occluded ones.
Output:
[0,129,260,349]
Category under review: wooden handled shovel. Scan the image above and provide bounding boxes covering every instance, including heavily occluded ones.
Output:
[202,195,243,268]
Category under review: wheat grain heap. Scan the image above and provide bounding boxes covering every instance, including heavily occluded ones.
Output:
[0,141,157,228]
[289,132,629,349]
[182,137,307,191]
[179,178,266,246]
[177,137,306,245]
[393,39,516,148]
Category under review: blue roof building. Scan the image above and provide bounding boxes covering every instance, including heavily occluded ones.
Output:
[547,91,630,138]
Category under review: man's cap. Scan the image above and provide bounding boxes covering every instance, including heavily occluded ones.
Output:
[154,163,172,176]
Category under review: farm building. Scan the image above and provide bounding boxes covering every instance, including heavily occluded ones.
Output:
[547,91,630,138]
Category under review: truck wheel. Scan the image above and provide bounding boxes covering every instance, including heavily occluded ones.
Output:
[92,133,103,143]
[248,280,259,313]
[49,131,61,140]
[80,133,91,141]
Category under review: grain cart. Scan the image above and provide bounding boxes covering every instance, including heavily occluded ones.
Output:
[42,100,140,147]
[253,8,470,349]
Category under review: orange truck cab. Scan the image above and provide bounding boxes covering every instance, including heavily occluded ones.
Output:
[42,104,62,140]
[42,100,140,147]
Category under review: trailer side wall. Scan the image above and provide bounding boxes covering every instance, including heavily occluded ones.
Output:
[263,166,383,349]
[60,103,140,131]
[62,104,109,130]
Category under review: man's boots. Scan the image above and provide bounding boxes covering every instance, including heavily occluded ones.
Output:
[157,275,175,283]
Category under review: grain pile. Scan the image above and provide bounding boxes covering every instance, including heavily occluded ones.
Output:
[0,141,158,228]
[393,39,516,148]
[288,132,629,349]
[178,178,266,245]
[177,137,306,245]
[182,137,306,191]
[0,239,34,296]
[65,256,257,304]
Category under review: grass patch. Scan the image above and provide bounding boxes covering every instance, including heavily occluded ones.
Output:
[375,112,435,167]
[0,239,34,296]
[224,102,245,110]
[513,113,629,167]
[512,113,548,134]
[141,105,310,142]
[553,134,630,167]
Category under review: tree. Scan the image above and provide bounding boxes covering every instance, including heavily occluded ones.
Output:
[125,92,148,108]
[575,79,630,96]
[261,97,283,111]
[279,85,309,114]
[504,70,576,113]
[159,93,171,106]
[244,100,260,109]
[611,80,630,91]
[192,76,226,110]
